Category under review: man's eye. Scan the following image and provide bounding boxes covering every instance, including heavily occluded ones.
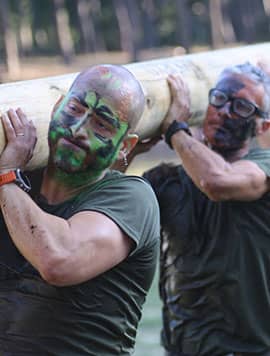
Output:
[98,121,107,129]
[93,117,115,135]
[97,122,111,133]
[65,100,86,115]
[68,104,79,113]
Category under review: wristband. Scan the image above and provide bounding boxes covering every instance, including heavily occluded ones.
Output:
[0,169,31,192]
[165,120,192,149]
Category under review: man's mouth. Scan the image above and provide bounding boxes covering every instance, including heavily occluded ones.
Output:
[60,137,89,151]
[215,127,229,140]
[216,126,228,134]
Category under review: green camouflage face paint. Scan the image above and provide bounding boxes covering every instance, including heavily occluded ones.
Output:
[48,89,128,187]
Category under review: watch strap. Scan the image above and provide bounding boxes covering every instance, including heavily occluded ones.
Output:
[0,171,17,186]
[0,169,31,192]
[165,120,192,149]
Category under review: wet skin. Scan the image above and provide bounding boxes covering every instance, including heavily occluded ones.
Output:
[203,73,265,154]
[48,89,129,186]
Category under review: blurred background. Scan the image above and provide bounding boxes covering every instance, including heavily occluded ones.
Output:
[1,0,270,354]
[1,0,270,83]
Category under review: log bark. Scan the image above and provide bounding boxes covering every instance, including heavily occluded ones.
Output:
[1,43,270,170]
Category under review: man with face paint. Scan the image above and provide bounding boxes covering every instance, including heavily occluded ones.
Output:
[140,63,270,356]
[0,64,160,355]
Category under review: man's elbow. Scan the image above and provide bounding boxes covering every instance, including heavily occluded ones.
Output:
[200,178,229,202]
[38,253,71,287]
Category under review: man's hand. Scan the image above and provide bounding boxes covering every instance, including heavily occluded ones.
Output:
[0,108,37,172]
[162,74,191,133]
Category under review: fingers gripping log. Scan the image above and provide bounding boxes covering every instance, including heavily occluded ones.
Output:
[1,43,270,170]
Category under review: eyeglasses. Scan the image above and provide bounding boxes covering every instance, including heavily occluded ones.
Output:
[208,88,268,119]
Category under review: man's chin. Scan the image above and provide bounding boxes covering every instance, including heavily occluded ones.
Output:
[55,161,86,174]
[212,141,243,155]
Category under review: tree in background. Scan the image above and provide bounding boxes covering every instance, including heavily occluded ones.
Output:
[1,0,270,76]
[53,0,74,64]
[0,0,20,79]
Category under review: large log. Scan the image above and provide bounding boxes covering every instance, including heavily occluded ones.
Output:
[1,43,270,170]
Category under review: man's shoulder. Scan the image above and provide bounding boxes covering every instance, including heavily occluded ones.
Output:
[242,147,270,176]
[101,170,153,190]
[83,170,159,208]
[142,162,192,197]
[244,147,270,159]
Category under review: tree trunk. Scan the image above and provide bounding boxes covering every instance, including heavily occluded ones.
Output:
[113,0,140,62]
[126,0,141,61]
[263,0,270,15]
[76,0,97,53]
[17,0,33,56]
[141,0,158,48]
[0,0,21,79]
[209,0,225,48]
[1,43,270,170]
[175,0,191,53]
[230,0,256,43]
[220,1,236,44]
[53,0,74,64]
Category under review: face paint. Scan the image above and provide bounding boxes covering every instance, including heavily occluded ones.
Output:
[99,67,123,90]
[213,116,256,153]
[204,73,261,154]
[216,76,244,95]
[48,90,128,187]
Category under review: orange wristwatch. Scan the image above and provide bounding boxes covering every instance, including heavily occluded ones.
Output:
[0,169,31,192]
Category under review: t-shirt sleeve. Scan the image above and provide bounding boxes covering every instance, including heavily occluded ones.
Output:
[242,148,270,177]
[71,176,160,252]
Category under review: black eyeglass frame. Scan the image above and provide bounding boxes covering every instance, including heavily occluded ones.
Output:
[208,88,268,119]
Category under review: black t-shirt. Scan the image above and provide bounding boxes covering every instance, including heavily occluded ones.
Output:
[152,148,270,355]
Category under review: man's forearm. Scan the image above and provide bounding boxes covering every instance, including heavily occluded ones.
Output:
[0,184,70,273]
[171,130,230,192]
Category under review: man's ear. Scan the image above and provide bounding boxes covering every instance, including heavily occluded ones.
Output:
[257,118,270,135]
[121,133,139,155]
[51,95,65,117]
[256,119,270,148]
[113,134,138,172]
[262,119,270,132]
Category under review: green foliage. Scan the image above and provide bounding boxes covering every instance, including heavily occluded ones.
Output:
[1,0,270,63]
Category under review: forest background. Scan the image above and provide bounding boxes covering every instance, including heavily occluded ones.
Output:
[1,0,270,355]
[1,0,270,82]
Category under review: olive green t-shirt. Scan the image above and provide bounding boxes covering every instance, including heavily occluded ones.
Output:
[0,170,160,355]
[157,148,270,355]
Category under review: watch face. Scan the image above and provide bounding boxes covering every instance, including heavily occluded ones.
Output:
[15,169,31,192]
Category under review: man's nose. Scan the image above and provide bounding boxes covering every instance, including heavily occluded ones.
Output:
[70,115,89,136]
[217,101,233,117]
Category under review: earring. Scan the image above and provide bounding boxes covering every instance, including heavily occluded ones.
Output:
[123,153,128,166]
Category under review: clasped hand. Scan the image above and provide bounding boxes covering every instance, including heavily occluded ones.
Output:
[0,108,37,172]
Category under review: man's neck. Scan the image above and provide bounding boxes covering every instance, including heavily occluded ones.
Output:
[40,166,106,205]
[212,142,250,162]
[194,127,251,162]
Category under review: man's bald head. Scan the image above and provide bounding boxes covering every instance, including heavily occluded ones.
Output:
[70,64,145,132]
